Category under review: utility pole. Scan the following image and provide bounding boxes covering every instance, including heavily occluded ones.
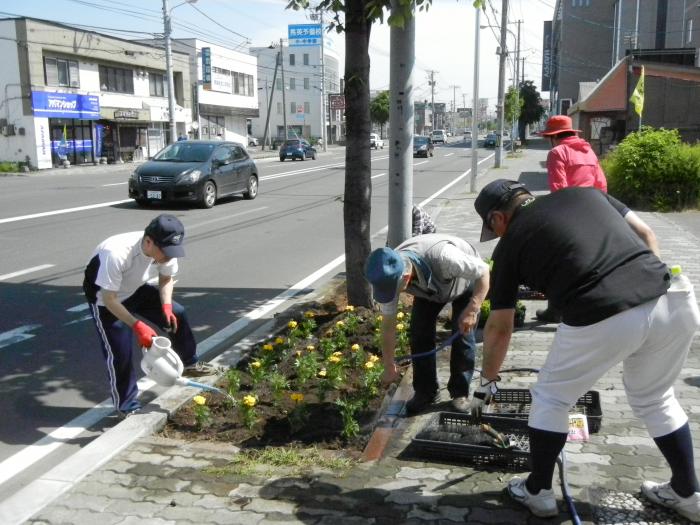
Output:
[462,93,467,131]
[428,71,435,131]
[261,55,280,151]
[317,10,328,152]
[470,4,480,192]
[279,38,288,140]
[521,57,525,83]
[495,0,508,168]
[514,19,522,147]
[387,0,415,247]
[162,0,176,144]
[449,84,459,133]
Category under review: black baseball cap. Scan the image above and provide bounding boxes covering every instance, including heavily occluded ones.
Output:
[145,214,185,258]
[474,179,531,242]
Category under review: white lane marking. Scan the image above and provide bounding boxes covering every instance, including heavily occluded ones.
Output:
[63,314,93,326]
[66,304,89,313]
[445,153,454,157]
[0,201,132,225]
[0,265,55,281]
[0,325,42,350]
[0,152,490,498]
[101,182,127,187]
[186,207,268,231]
[371,172,386,180]
[414,161,429,166]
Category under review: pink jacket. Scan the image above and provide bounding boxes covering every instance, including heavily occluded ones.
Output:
[547,136,608,193]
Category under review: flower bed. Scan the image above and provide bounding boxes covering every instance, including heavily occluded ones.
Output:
[163,288,412,454]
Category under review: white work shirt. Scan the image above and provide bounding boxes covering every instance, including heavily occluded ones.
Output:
[89,231,178,306]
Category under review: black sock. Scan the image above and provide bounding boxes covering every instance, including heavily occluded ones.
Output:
[526,426,568,493]
[653,422,700,498]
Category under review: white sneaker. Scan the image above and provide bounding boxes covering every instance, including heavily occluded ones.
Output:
[507,477,558,518]
[450,396,469,412]
[641,481,700,523]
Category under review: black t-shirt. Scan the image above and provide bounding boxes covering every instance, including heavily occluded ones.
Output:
[489,187,670,326]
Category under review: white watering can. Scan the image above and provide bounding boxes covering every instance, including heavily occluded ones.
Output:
[141,336,189,387]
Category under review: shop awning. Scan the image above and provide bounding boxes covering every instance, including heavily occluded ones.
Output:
[199,103,259,119]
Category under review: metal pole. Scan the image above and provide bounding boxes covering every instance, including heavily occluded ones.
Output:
[634,0,640,49]
[280,38,288,140]
[470,6,480,193]
[320,10,328,152]
[495,0,508,168]
[387,0,415,247]
[430,70,436,132]
[163,0,177,144]
[262,54,280,151]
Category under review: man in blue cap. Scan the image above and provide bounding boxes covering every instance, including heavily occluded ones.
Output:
[364,233,489,414]
[83,214,215,417]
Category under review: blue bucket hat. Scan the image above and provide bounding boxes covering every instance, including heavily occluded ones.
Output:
[364,247,406,304]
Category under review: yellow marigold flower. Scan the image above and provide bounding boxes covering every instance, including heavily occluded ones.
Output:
[335,320,345,329]
[364,361,375,369]
[377,315,383,322]
[263,343,274,351]
[290,392,304,403]
[369,354,380,363]
[306,344,315,352]
[332,351,343,356]
[351,343,361,352]
[345,305,355,312]
[328,355,341,363]
[288,320,298,329]
[295,350,302,357]
[318,369,327,377]
[396,323,405,331]
[275,337,285,345]
[396,312,405,320]
[193,395,206,405]
[250,360,262,369]
[325,330,334,337]
[242,395,257,407]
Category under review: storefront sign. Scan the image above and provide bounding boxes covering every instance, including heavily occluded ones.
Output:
[202,47,212,88]
[328,94,345,111]
[288,24,322,47]
[114,109,139,120]
[31,91,100,119]
[542,21,553,92]
[201,47,233,94]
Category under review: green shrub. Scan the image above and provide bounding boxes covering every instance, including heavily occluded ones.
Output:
[602,127,700,211]
[0,162,20,173]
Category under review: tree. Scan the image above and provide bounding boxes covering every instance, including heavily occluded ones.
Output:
[504,86,523,125]
[287,0,484,306]
[370,90,390,138]
[517,80,546,145]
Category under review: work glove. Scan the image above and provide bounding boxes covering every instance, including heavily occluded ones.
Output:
[133,320,157,349]
[162,304,178,333]
[470,375,500,419]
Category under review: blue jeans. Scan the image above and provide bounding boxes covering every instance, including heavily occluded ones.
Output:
[409,291,476,399]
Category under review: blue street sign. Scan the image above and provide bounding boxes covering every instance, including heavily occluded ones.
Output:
[288,24,322,47]
[31,91,100,120]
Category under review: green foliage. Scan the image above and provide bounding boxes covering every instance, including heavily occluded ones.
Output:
[0,162,20,173]
[602,127,700,211]
[335,397,362,439]
[225,369,242,397]
[504,86,523,123]
[518,81,545,126]
[294,352,320,386]
[370,91,390,132]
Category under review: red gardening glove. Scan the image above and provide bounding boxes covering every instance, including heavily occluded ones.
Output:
[162,304,178,333]
[133,320,157,348]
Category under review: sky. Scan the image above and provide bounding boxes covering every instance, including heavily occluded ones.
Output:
[6,0,555,112]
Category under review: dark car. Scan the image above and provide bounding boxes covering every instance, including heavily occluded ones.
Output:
[484,133,498,148]
[413,135,434,158]
[279,139,316,161]
[128,140,258,209]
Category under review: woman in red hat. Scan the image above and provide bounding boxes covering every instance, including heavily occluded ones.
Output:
[537,115,608,322]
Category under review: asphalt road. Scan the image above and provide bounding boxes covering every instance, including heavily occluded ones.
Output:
[0,139,493,491]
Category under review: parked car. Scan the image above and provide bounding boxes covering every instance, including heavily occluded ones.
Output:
[128,140,258,209]
[370,133,384,149]
[248,135,259,147]
[279,139,316,161]
[464,130,473,142]
[430,129,447,144]
[484,133,498,148]
[413,135,434,158]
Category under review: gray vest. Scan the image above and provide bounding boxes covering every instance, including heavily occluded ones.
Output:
[397,233,481,303]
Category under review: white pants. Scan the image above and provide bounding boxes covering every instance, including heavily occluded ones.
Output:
[530,287,700,438]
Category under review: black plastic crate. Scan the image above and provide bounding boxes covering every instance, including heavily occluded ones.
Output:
[411,413,531,470]
[488,388,602,433]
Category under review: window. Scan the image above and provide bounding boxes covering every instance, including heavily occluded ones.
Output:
[289,78,296,90]
[231,145,247,161]
[44,57,79,87]
[276,78,282,90]
[304,77,310,90]
[99,65,134,94]
[303,53,309,65]
[277,102,283,115]
[248,76,254,96]
[687,19,693,44]
[290,102,296,114]
[289,53,295,66]
[149,72,165,97]
[304,101,310,113]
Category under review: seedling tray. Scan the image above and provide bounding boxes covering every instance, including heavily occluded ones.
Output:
[488,389,602,433]
[411,413,531,470]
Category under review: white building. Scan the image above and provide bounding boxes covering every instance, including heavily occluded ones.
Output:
[0,17,192,170]
[171,39,258,145]
[249,39,340,145]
